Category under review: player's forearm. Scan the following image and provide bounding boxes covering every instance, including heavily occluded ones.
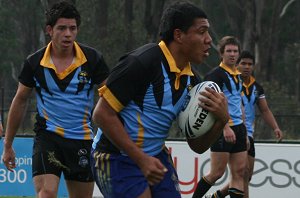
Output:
[187,119,225,154]
[4,97,29,148]
[203,119,226,146]
[261,110,279,130]
[93,98,148,164]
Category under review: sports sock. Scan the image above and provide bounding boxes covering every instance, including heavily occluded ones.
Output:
[228,188,244,198]
[192,176,214,198]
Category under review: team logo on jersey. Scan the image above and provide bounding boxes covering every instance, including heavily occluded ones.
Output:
[78,71,89,84]
[187,84,193,92]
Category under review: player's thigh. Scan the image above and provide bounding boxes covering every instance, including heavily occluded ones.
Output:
[65,180,94,198]
[229,151,248,175]
[33,174,60,195]
[209,152,229,174]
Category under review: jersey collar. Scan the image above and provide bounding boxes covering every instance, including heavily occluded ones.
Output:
[220,62,241,75]
[243,75,256,88]
[40,41,87,79]
[158,41,194,76]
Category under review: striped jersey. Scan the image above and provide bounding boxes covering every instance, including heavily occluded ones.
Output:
[93,41,200,156]
[205,62,243,126]
[19,42,109,140]
[242,76,265,137]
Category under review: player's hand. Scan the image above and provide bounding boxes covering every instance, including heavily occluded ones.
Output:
[2,146,16,171]
[223,127,236,144]
[199,87,229,125]
[138,155,168,186]
[274,128,283,142]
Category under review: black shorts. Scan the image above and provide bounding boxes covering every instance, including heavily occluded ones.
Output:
[248,136,255,157]
[210,123,247,153]
[32,130,94,182]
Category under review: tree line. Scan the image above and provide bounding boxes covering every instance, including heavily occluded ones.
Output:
[0,0,299,141]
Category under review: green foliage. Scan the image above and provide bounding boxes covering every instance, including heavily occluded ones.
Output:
[0,0,299,140]
[0,3,18,70]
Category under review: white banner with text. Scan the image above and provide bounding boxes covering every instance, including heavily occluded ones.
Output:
[1,138,299,197]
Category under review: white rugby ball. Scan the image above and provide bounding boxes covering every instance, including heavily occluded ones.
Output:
[178,81,221,139]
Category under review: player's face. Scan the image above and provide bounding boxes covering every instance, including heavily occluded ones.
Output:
[238,58,254,77]
[47,18,78,52]
[180,18,212,65]
[221,45,239,67]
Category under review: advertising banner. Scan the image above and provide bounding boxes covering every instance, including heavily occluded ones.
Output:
[166,141,300,198]
[0,137,68,197]
[1,138,299,197]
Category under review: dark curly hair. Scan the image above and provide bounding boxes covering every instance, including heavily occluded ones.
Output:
[45,1,81,27]
[237,50,255,64]
[159,1,207,44]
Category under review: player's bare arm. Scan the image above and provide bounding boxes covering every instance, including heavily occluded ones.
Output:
[93,97,167,185]
[3,83,32,171]
[257,98,283,141]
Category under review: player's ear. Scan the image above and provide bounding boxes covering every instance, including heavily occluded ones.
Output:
[173,29,183,43]
[46,25,53,37]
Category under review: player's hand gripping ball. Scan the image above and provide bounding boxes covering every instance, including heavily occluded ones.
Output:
[178,81,221,139]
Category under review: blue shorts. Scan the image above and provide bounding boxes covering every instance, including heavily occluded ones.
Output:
[90,147,181,198]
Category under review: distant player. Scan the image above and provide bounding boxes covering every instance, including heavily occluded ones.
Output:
[193,36,247,198]
[205,50,284,198]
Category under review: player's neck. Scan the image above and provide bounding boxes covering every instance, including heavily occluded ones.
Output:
[167,42,189,71]
[242,76,250,85]
[50,46,75,73]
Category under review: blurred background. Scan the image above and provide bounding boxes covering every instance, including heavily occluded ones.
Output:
[0,0,299,142]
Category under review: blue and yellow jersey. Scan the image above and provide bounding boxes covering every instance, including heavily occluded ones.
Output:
[19,42,109,140]
[205,62,243,126]
[93,41,200,156]
[242,76,265,137]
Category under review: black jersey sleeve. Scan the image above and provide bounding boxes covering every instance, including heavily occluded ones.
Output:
[105,54,149,108]
[204,67,224,90]
[92,52,109,85]
[255,82,265,97]
[18,59,36,88]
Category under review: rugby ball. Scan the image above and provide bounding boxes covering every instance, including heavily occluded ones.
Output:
[178,81,221,139]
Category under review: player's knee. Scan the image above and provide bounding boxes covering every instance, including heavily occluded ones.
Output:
[232,167,245,180]
[38,188,57,198]
[238,168,245,178]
